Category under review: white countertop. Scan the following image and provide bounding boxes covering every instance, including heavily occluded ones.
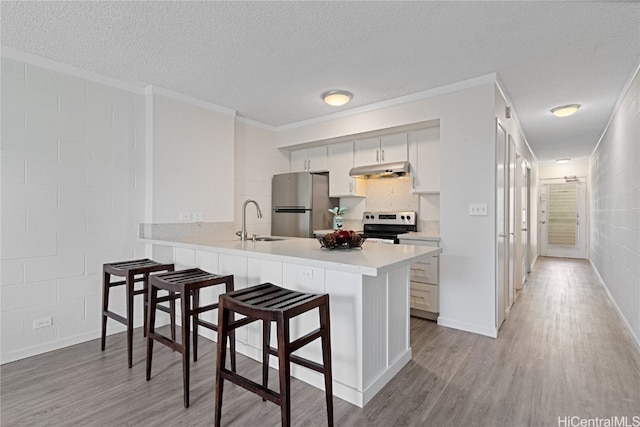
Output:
[141,235,442,276]
[399,232,441,242]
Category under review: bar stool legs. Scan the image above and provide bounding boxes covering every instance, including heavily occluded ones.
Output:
[146,269,236,408]
[215,283,333,427]
[101,259,175,368]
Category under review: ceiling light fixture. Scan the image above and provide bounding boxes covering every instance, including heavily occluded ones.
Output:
[551,104,581,117]
[556,158,571,164]
[322,90,353,106]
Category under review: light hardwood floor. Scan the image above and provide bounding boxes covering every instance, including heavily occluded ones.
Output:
[2,257,639,426]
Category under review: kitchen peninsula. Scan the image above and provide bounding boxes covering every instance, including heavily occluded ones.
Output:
[141,234,442,407]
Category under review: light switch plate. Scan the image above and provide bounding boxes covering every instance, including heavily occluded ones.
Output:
[469,203,488,216]
[179,212,193,221]
[193,212,204,222]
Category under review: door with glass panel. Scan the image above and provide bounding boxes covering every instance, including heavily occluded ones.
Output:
[540,182,587,258]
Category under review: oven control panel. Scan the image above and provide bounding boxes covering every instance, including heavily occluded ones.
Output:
[363,211,417,225]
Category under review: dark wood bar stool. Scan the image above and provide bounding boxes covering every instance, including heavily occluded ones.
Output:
[214,283,333,427]
[146,268,236,408]
[101,258,175,368]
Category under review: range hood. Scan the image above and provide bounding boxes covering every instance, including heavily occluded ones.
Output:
[349,161,410,178]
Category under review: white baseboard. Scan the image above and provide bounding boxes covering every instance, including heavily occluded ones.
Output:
[0,319,173,365]
[437,316,498,338]
[588,260,640,354]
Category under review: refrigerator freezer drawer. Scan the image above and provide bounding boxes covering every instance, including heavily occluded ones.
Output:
[272,210,312,238]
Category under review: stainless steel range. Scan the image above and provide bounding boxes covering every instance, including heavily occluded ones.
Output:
[362,211,417,244]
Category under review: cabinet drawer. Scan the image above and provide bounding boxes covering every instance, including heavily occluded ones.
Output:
[410,258,438,284]
[410,282,438,313]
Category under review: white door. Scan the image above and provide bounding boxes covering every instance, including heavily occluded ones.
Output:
[540,182,587,258]
[519,159,530,289]
[508,137,516,308]
[496,120,508,329]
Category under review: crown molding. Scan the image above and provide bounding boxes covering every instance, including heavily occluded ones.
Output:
[145,85,236,117]
[275,73,498,132]
[1,45,145,94]
[591,57,640,158]
[235,115,277,132]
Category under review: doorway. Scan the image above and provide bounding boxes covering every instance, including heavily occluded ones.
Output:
[540,181,587,258]
[496,120,508,329]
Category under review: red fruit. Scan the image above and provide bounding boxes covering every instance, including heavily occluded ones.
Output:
[336,230,351,244]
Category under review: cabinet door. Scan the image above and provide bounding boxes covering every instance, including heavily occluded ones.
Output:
[307,146,328,172]
[380,133,408,163]
[410,259,439,285]
[409,128,440,193]
[290,148,308,172]
[354,137,381,167]
[410,282,438,312]
[328,142,365,197]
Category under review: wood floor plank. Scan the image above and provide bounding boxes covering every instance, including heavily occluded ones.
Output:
[2,257,639,426]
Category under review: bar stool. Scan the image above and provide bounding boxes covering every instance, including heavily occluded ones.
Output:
[146,268,236,408]
[214,283,333,427]
[101,258,175,368]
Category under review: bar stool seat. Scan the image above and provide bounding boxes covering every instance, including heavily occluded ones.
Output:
[101,258,175,368]
[146,268,236,408]
[214,282,333,427]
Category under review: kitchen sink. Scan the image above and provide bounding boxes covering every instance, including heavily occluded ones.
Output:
[253,236,286,242]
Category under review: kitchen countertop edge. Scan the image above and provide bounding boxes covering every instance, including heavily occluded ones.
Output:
[140,237,442,277]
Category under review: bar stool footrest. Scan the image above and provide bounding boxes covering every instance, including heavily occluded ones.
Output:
[220,368,281,405]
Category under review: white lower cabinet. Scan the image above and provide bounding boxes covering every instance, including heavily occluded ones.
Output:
[410,282,438,313]
[399,237,440,320]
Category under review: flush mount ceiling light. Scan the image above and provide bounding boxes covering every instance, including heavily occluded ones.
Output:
[556,158,571,164]
[551,104,581,117]
[322,90,353,106]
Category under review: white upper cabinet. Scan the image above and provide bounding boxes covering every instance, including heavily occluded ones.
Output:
[328,141,366,197]
[354,133,408,167]
[408,127,440,193]
[291,146,329,172]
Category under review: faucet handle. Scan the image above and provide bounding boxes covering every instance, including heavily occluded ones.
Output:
[235,230,244,238]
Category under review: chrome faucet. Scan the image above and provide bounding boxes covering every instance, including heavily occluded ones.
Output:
[238,199,262,242]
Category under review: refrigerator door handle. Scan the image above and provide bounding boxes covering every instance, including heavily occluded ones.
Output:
[274,207,310,213]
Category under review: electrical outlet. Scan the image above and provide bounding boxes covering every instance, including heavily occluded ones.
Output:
[33,316,52,329]
[193,212,204,222]
[469,203,488,216]
[179,212,193,221]
[300,268,313,279]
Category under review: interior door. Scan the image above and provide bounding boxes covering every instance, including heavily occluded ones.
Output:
[519,159,530,288]
[540,182,587,258]
[508,137,516,308]
[496,120,508,329]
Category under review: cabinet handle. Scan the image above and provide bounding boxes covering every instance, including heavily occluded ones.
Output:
[307,159,310,170]
[376,149,379,163]
[381,149,385,162]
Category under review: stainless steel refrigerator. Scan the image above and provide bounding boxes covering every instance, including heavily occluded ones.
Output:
[271,172,338,238]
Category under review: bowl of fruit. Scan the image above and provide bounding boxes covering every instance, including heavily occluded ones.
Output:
[316,230,366,250]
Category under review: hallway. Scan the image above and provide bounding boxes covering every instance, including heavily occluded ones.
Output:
[2,257,639,426]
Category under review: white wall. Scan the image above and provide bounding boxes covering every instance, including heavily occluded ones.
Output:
[278,78,501,337]
[589,66,640,348]
[150,90,235,223]
[539,157,589,179]
[1,55,146,363]
[233,119,289,236]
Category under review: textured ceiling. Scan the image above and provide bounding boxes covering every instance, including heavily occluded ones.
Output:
[1,1,639,161]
